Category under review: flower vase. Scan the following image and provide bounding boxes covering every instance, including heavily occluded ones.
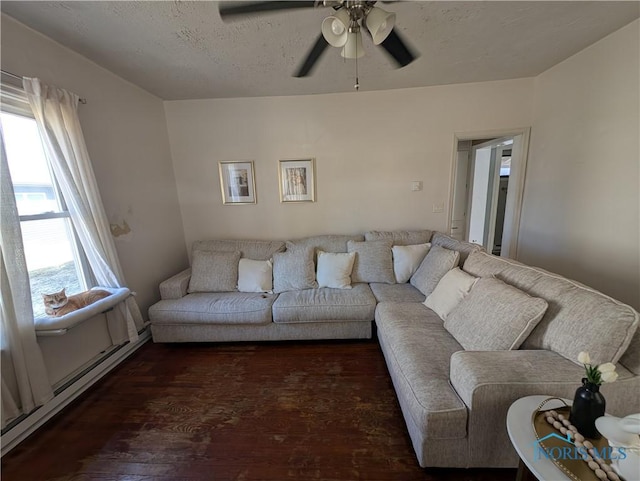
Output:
[569,378,606,439]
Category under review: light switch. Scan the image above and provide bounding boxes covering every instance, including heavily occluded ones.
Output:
[432,202,444,213]
[411,181,423,192]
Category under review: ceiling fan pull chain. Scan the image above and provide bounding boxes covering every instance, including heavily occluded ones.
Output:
[354,39,360,91]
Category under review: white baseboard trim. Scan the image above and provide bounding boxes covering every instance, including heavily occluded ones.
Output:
[1,329,151,457]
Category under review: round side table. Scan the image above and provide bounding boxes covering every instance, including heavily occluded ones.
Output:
[507,395,572,481]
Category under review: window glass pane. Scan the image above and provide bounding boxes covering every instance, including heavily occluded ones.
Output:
[1,112,61,216]
[21,218,85,317]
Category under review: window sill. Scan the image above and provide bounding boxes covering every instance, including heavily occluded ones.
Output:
[34,287,131,337]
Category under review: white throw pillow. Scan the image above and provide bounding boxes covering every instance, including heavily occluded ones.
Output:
[237,258,273,293]
[424,268,478,320]
[316,250,356,289]
[392,243,431,283]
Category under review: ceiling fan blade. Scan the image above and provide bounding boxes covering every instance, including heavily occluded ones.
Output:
[219,1,317,19]
[379,28,417,68]
[294,34,329,77]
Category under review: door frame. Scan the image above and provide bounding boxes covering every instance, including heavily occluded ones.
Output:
[448,127,531,259]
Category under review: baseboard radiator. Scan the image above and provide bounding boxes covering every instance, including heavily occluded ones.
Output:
[0,328,151,456]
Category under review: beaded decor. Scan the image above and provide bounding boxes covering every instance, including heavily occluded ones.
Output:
[532,398,623,481]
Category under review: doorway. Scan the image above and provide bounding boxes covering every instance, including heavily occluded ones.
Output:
[449,129,530,259]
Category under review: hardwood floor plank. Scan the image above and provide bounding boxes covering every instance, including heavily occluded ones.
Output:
[2,339,517,481]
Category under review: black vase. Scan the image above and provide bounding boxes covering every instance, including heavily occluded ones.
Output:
[569,378,606,439]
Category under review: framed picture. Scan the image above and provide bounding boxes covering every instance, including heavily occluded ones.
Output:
[278,158,316,203]
[218,161,256,205]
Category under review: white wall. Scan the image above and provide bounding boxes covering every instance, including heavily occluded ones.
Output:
[165,79,534,250]
[1,15,188,316]
[520,19,640,309]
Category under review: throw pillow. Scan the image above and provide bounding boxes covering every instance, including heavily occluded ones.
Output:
[444,277,549,351]
[237,258,273,293]
[272,247,318,293]
[188,250,241,293]
[316,250,356,289]
[410,245,460,296]
[424,267,478,320]
[347,240,395,284]
[392,243,431,283]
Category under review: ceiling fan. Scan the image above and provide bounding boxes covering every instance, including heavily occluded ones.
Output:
[218,1,418,78]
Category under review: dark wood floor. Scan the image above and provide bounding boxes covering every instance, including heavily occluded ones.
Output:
[2,339,517,481]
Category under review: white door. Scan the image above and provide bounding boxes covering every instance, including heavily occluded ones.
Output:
[450,148,470,241]
[467,141,499,247]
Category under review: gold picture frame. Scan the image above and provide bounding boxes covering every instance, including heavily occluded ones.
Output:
[218,161,257,205]
[278,158,316,203]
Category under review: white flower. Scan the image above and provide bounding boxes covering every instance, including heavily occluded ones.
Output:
[597,362,616,373]
[601,371,619,383]
[578,351,591,365]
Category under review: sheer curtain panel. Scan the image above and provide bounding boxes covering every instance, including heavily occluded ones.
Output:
[1,130,54,429]
[23,78,141,344]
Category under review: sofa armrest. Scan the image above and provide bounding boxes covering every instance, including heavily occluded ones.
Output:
[449,350,639,467]
[450,350,584,408]
[159,268,192,300]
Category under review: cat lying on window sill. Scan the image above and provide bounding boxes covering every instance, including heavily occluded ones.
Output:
[42,288,111,317]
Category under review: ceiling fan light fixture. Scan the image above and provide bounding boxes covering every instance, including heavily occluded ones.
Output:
[366,7,396,45]
[341,30,365,59]
[321,8,350,47]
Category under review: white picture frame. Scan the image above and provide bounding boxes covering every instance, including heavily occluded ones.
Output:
[218,161,256,205]
[278,158,316,203]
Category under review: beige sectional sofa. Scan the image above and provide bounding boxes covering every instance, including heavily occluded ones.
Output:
[148,230,640,469]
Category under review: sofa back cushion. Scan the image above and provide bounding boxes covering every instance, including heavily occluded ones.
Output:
[444,277,549,351]
[272,247,318,293]
[364,230,433,246]
[431,232,482,264]
[463,251,639,366]
[620,331,640,375]
[347,240,395,284]
[188,250,241,293]
[193,239,285,261]
[410,245,460,296]
[286,234,364,254]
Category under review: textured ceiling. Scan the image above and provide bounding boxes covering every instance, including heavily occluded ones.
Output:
[2,1,639,100]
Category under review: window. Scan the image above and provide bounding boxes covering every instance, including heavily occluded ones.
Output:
[1,88,90,318]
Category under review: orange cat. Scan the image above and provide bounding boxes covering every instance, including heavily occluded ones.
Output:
[43,288,111,317]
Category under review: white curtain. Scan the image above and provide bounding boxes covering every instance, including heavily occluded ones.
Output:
[23,78,140,344]
[1,129,54,429]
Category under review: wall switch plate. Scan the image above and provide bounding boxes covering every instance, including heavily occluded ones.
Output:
[411,181,423,191]
[432,202,444,213]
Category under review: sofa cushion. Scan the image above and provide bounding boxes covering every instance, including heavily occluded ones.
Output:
[463,251,639,366]
[375,302,468,440]
[392,243,431,283]
[369,283,425,303]
[431,232,482,264]
[286,234,364,254]
[410,245,460,296]
[316,250,356,289]
[424,267,477,321]
[272,283,376,323]
[148,292,276,325]
[444,277,549,351]
[273,247,318,293]
[348,240,395,284]
[237,258,273,293]
[188,250,240,293]
[193,239,285,261]
[365,230,433,246]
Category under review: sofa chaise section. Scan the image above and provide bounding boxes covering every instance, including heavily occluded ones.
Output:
[375,302,469,467]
